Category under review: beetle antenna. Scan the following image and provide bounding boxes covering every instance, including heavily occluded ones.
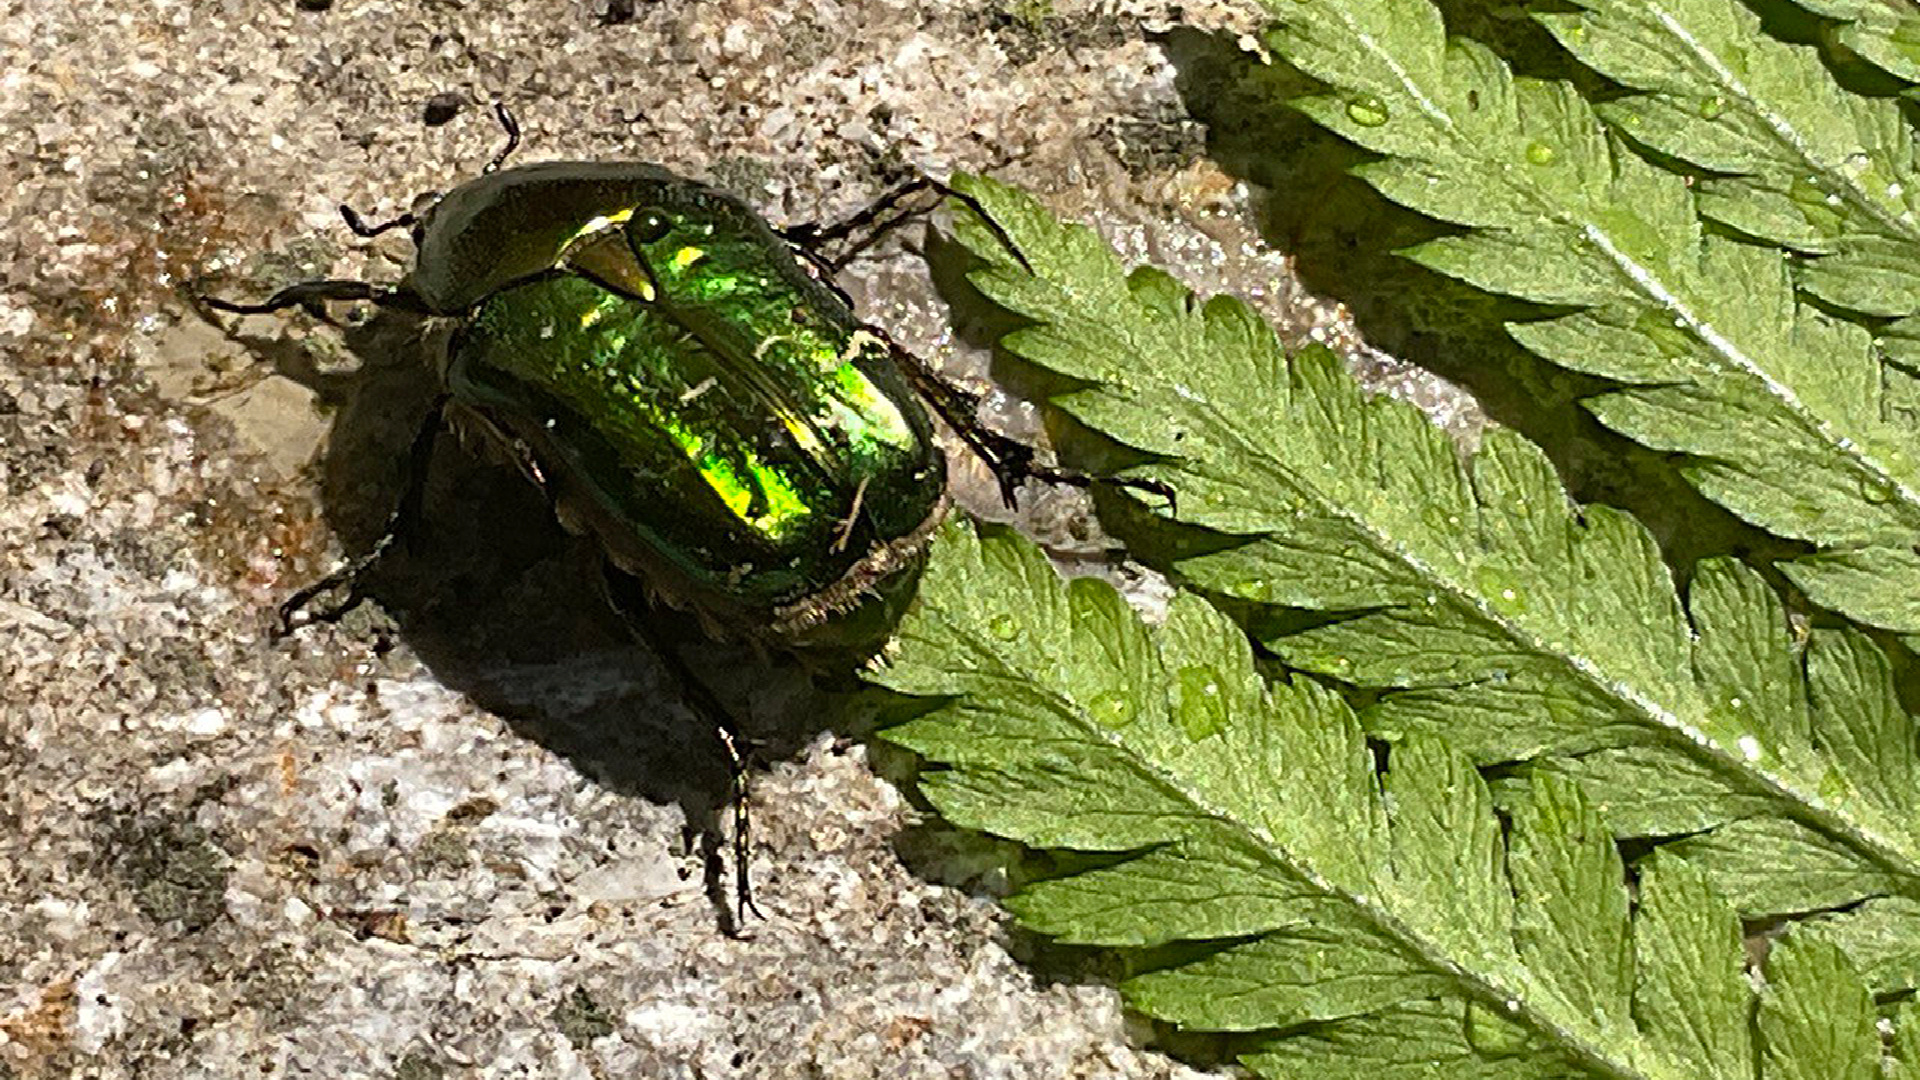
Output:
[484,101,521,174]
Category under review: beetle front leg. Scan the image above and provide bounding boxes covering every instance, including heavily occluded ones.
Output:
[782,171,1034,276]
[781,177,939,273]
[202,278,431,323]
[276,395,447,636]
[332,102,521,238]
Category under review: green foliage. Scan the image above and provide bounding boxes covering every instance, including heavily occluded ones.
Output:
[1777,0,1920,83]
[1253,0,1920,642]
[862,0,1920,1066]
[875,521,1904,1078]
[868,171,1920,1074]
[1539,0,1920,317]
[944,173,1919,937]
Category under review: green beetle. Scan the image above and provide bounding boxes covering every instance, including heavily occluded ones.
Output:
[204,112,1042,649]
[423,159,951,642]
[206,107,1163,925]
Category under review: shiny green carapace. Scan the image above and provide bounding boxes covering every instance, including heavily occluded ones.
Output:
[204,133,966,921]
[419,164,948,636]
[208,160,952,644]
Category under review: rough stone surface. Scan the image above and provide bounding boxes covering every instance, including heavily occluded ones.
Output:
[0,1,1468,1076]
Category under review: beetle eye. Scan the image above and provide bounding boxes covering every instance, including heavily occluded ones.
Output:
[630,210,672,244]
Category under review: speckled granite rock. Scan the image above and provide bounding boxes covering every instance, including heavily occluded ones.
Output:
[0,1,1463,1076]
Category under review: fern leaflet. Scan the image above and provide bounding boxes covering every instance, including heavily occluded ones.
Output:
[1256,0,1920,641]
[1538,0,1920,318]
[875,521,1907,1077]
[1776,0,1920,84]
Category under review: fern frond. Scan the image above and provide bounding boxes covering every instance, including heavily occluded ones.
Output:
[1255,0,1920,641]
[944,175,1920,978]
[1777,0,1920,84]
[1537,0,1920,318]
[875,520,1904,1077]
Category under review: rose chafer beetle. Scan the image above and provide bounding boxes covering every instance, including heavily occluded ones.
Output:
[204,105,1161,923]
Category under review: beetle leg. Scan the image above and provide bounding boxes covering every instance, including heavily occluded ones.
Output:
[276,395,447,636]
[600,573,766,936]
[783,171,1036,275]
[880,334,1177,514]
[924,176,1035,273]
[330,102,516,239]
[781,176,937,272]
[202,279,431,322]
[713,722,759,931]
[784,175,1162,508]
[339,205,418,239]
[482,101,522,174]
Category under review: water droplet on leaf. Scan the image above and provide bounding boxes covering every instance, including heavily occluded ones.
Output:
[1817,767,1851,801]
[1090,691,1134,727]
[1176,665,1228,739]
[1789,174,1828,207]
[1346,96,1390,128]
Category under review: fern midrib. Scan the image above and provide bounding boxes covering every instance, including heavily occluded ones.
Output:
[934,607,1665,1080]
[1642,0,1920,249]
[1579,225,1920,522]
[1315,1,1920,526]
[1166,398,1920,896]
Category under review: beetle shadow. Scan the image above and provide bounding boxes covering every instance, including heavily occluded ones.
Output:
[216,305,849,932]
